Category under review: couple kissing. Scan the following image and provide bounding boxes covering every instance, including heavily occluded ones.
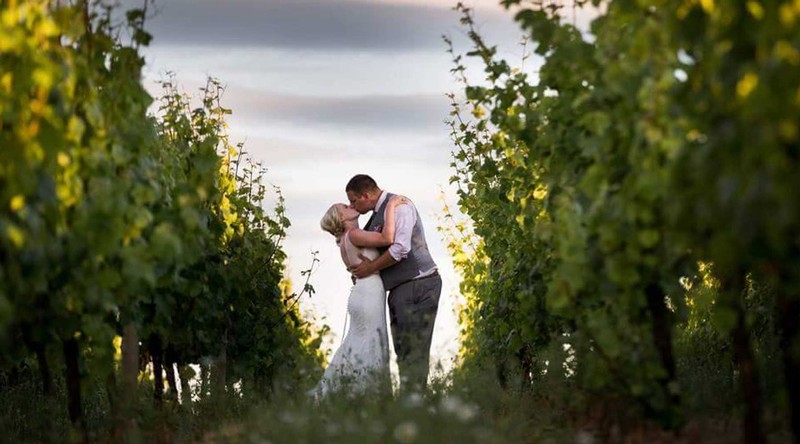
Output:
[312,174,442,399]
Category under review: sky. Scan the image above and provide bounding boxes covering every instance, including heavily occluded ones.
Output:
[130,0,533,379]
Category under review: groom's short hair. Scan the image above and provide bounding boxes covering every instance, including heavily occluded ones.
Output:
[346,174,379,194]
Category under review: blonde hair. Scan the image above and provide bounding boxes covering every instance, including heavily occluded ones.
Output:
[320,204,344,239]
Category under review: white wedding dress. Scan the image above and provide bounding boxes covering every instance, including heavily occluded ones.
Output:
[311,231,391,399]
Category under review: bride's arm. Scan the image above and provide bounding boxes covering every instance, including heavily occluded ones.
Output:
[347,196,410,248]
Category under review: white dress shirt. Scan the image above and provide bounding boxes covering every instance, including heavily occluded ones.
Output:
[374,191,414,262]
[374,191,437,279]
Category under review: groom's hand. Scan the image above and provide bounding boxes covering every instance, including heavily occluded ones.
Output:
[350,254,374,279]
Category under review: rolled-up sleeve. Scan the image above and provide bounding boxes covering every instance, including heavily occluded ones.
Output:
[388,204,415,261]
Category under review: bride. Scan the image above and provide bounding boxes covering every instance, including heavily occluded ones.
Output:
[312,196,408,399]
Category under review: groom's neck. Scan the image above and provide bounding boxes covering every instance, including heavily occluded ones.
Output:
[369,189,384,211]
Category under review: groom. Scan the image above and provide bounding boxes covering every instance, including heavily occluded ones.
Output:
[346,174,442,392]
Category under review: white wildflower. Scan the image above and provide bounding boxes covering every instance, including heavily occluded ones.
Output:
[575,430,595,444]
[441,395,478,422]
[393,421,419,443]
[402,392,424,408]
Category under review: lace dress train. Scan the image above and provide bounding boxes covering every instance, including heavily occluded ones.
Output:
[312,246,390,399]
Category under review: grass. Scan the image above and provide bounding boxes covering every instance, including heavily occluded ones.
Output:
[0,354,794,444]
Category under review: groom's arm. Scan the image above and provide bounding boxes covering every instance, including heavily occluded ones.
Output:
[351,204,415,278]
[352,250,397,278]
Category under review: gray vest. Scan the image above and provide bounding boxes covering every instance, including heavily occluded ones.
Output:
[365,193,437,290]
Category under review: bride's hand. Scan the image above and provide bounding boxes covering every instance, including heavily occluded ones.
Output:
[349,253,375,279]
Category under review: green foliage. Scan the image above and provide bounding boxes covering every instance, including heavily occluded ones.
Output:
[0,0,323,430]
[446,0,798,435]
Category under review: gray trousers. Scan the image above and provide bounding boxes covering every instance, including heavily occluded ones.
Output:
[387,273,442,391]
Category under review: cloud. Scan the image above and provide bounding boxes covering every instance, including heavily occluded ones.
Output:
[144,73,454,138]
[225,89,451,132]
[142,46,460,97]
[125,0,518,52]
